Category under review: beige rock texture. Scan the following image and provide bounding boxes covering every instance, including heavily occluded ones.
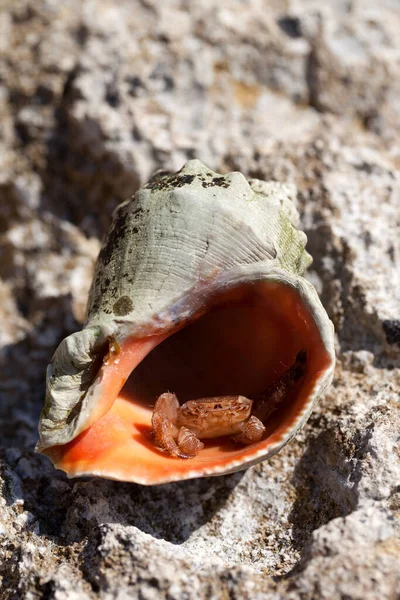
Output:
[0,0,399,598]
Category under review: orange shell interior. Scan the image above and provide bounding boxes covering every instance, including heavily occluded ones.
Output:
[44,281,333,484]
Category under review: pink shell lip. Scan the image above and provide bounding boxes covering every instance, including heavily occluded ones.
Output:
[43,278,335,485]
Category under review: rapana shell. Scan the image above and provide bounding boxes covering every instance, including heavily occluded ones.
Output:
[36,160,335,485]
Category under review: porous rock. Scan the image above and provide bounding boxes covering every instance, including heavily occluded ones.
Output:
[0,1,399,598]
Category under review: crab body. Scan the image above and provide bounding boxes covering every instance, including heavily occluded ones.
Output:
[152,349,307,458]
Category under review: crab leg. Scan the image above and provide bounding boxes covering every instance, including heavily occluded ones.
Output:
[252,349,307,422]
[232,415,266,445]
[151,393,204,459]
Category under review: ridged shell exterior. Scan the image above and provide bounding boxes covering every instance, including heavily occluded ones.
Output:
[37,160,334,468]
[87,160,311,331]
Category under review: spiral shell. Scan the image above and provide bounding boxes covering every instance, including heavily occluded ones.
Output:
[36,160,335,484]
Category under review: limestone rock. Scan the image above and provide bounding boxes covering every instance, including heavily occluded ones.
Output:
[0,0,399,598]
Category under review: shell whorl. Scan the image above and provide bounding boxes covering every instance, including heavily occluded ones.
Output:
[86,160,311,334]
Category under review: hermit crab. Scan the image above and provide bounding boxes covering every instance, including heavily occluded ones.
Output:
[36,160,335,485]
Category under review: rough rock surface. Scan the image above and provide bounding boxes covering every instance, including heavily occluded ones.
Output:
[1,1,399,598]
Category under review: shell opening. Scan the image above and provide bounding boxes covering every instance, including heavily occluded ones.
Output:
[47,280,333,484]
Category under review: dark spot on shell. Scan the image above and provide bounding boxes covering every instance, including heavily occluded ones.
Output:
[145,172,195,191]
[113,296,134,316]
[382,320,400,346]
[98,204,129,266]
[202,177,230,189]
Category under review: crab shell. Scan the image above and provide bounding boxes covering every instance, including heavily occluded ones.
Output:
[36,160,335,485]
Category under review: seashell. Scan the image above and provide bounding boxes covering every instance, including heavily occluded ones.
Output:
[36,160,335,485]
